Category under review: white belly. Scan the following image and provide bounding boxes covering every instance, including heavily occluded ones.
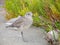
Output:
[22,18,33,30]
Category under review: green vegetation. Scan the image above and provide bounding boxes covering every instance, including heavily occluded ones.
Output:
[5,0,60,32]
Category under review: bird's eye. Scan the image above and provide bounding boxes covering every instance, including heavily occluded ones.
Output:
[28,13,30,15]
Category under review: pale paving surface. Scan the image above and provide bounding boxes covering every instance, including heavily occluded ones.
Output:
[0,24,48,45]
[0,7,49,45]
[0,7,6,23]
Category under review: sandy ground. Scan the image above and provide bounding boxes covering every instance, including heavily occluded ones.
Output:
[0,6,49,45]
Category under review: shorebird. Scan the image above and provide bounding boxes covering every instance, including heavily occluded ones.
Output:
[5,12,33,41]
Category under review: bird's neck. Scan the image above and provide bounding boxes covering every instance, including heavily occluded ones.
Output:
[25,16,32,20]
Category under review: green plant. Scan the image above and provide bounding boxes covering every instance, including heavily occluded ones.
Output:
[5,0,60,32]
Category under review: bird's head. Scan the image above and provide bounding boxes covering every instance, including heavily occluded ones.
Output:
[25,12,33,17]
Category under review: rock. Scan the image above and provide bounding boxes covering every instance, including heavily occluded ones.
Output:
[46,30,59,45]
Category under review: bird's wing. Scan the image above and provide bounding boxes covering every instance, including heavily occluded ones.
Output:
[7,18,17,23]
[11,16,25,27]
[5,16,21,26]
[6,16,21,23]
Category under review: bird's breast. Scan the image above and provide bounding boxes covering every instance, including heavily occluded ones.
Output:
[22,18,33,30]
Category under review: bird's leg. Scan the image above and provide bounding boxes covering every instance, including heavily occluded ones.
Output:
[21,31,25,42]
[20,26,26,42]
